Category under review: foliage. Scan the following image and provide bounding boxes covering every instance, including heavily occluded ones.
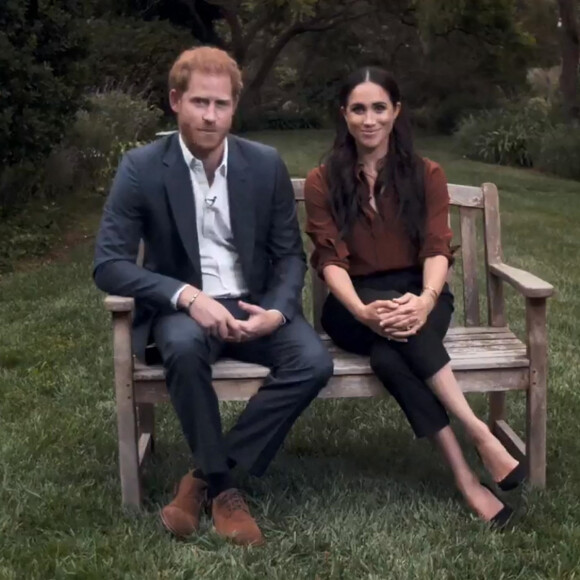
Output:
[454,99,552,166]
[236,108,325,132]
[65,90,163,194]
[0,90,162,271]
[527,66,563,101]
[0,202,61,273]
[84,16,196,111]
[533,123,580,180]
[2,133,580,578]
[0,0,88,169]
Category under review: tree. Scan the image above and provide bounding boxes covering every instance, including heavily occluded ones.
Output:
[0,0,88,211]
[557,0,579,120]
[130,0,381,107]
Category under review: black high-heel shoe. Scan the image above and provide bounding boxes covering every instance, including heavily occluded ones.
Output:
[497,462,527,492]
[476,450,527,491]
[481,482,514,531]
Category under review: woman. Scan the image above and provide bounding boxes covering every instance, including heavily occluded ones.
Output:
[304,67,524,527]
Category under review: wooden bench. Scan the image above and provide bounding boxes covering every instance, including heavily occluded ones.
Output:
[104,179,554,508]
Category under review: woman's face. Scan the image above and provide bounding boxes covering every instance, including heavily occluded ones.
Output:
[342,81,400,152]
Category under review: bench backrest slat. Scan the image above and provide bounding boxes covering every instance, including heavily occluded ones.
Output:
[459,206,481,326]
[292,179,501,329]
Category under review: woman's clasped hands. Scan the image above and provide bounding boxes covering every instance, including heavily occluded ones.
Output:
[356,293,435,342]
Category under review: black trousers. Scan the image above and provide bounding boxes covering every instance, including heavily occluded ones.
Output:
[321,268,454,438]
[152,299,333,477]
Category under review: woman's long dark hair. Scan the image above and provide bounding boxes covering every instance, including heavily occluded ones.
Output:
[325,67,425,248]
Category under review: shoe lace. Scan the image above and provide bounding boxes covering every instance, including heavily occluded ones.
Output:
[216,489,249,516]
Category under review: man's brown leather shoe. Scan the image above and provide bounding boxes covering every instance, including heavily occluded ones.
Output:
[160,472,207,538]
[210,488,265,546]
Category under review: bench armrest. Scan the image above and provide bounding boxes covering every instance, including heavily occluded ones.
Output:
[489,263,554,299]
[104,295,135,312]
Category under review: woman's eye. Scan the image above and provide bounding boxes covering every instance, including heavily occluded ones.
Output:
[373,104,387,113]
[351,105,365,114]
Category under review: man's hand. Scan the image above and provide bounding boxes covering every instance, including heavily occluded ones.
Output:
[178,287,242,341]
[233,301,284,341]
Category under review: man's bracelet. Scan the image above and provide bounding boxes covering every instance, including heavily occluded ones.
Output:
[186,290,201,311]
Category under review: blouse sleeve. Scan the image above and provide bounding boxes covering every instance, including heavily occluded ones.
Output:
[419,160,454,264]
[304,167,350,276]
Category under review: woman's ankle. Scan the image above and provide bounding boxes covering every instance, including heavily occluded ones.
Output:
[454,468,479,496]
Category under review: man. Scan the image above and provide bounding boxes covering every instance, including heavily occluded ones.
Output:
[94,47,333,546]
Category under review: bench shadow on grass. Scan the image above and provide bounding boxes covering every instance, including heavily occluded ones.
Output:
[140,398,462,523]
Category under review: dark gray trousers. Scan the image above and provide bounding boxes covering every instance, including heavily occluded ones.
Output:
[152,299,333,477]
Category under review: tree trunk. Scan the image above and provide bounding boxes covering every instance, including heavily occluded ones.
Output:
[236,24,305,111]
[557,0,580,120]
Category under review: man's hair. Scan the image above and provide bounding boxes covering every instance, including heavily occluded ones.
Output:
[168,46,243,100]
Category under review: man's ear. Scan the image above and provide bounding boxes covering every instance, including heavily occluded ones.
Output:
[169,89,181,114]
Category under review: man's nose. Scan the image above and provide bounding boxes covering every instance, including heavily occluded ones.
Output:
[203,104,216,122]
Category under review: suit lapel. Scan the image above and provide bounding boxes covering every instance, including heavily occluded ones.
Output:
[163,134,202,282]
[227,136,255,285]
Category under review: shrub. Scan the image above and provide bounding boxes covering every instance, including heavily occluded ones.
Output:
[236,108,325,132]
[454,100,552,166]
[85,17,196,111]
[0,90,163,272]
[65,90,163,193]
[0,162,43,216]
[533,124,580,180]
[0,0,88,172]
[420,93,501,135]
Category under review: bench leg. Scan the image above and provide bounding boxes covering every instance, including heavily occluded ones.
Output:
[488,392,506,433]
[117,395,143,508]
[113,313,143,508]
[137,402,155,455]
[526,298,548,488]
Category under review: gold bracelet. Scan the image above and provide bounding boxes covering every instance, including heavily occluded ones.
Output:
[423,285,439,301]
[186,289,201,311]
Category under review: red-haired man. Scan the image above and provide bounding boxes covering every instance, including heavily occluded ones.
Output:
[94,47,332,546]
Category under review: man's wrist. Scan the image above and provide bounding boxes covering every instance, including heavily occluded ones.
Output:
[267,309,286,327]
[177,285,201,310]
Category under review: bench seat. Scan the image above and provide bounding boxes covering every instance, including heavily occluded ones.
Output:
[132,327,529,404]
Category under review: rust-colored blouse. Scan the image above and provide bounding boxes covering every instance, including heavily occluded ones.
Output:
[304,158,453,277]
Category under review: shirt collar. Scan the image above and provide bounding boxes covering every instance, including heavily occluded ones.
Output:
[178,133,228,178]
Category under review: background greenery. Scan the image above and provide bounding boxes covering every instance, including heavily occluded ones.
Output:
[1,132,580,579]
[1,2,580,574]
[1,0,579,272]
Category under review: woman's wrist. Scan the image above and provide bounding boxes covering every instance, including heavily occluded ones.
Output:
[419,292,436,313]
[351,300,367,320]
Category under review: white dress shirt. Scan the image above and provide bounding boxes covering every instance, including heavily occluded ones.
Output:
[171,135,248,307]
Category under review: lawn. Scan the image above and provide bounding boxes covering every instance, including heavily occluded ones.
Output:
[1,130,580,579]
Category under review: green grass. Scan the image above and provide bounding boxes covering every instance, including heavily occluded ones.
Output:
[2,130,580,579]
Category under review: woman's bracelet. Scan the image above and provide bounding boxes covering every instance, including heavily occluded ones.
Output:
[186,289,201,311]
[422,285,439,302]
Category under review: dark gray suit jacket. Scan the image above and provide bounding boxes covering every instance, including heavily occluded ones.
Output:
[93,133,306,359]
